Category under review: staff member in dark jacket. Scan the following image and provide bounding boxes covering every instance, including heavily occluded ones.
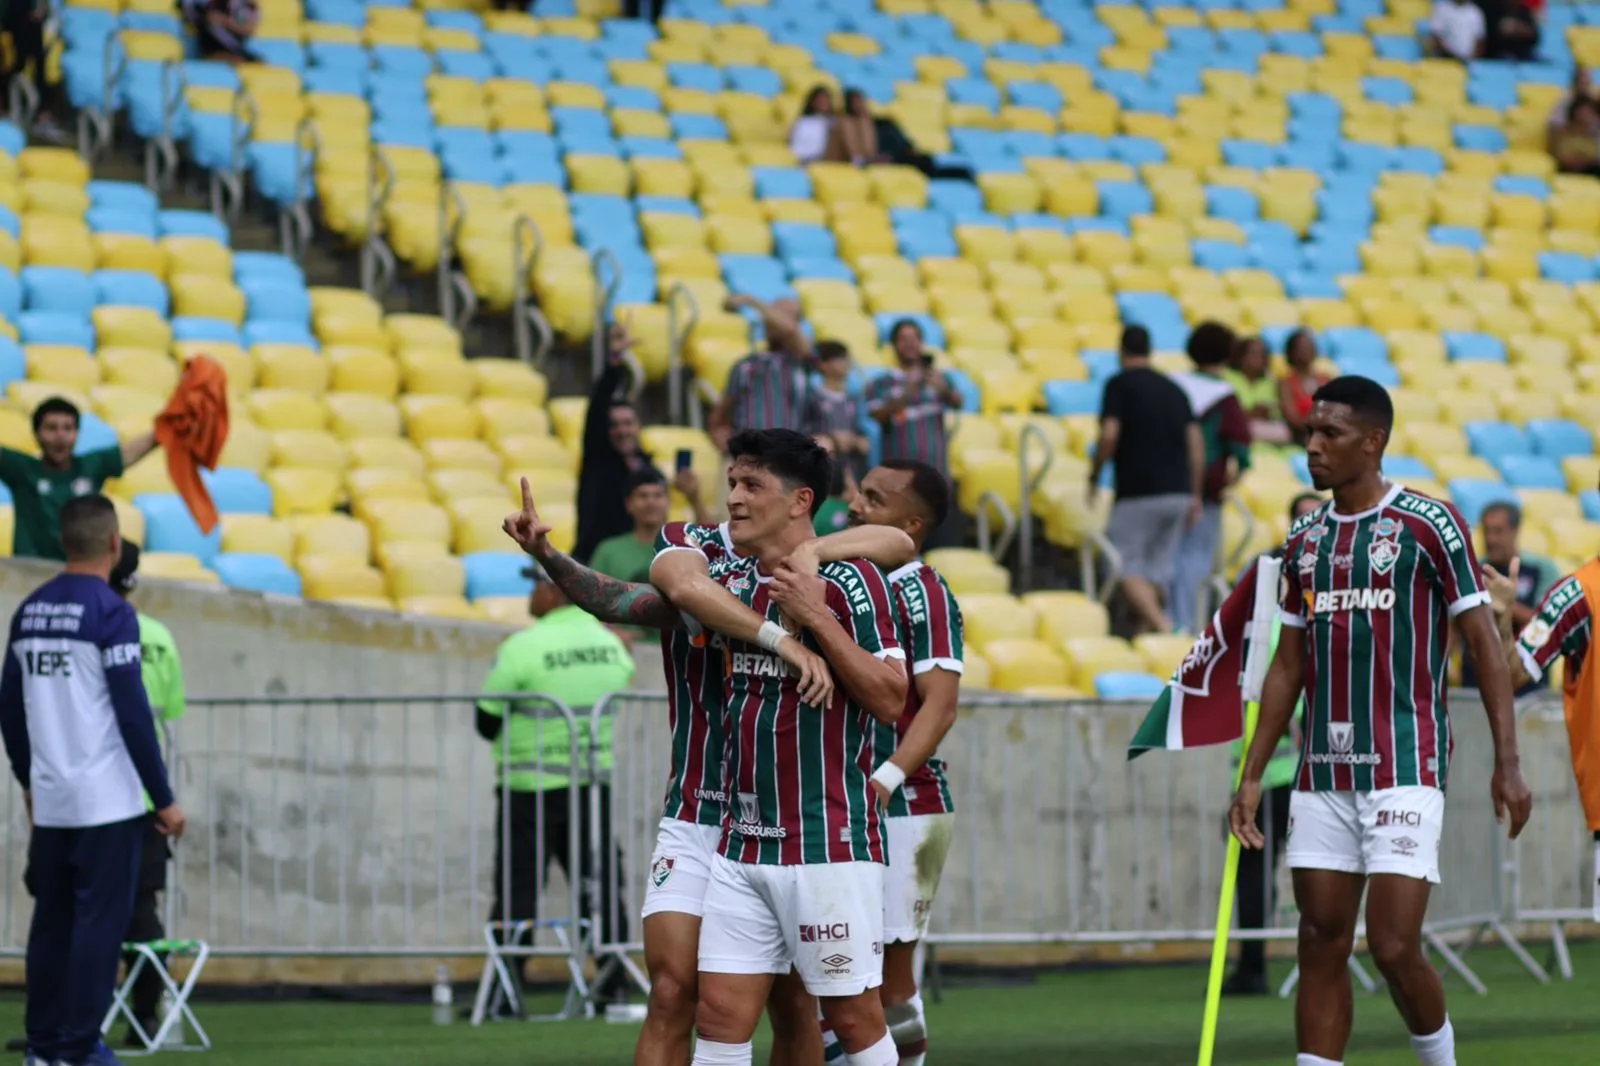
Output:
[575,322,661,563]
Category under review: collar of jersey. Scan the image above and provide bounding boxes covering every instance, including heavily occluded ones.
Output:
[1324,481,1403,523]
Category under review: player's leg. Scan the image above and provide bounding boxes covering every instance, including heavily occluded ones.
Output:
[694,858,786,1066]
[1360,788,1452,1065]
[880,813,954,1065]
[1285,790,1366,1064]
[764,969,821,1066]
[790,863,896,1065]
[636,821,722,1066]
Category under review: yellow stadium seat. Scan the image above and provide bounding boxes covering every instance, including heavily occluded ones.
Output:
[247,388,325,432]
[399,396,480,442]
[958,593,1038,649]
[981,638,1070,691]
[1062,636,1146,690]
[271,429,349,473]
[387,554,466,601]
[1021,590,1110,644]
[138,552,216,584]
[265,468,341,518]
[26,345,99,391]
[169,275,245,324]
[221,514,294,562]
[325,347,400,398]
[299,555,386,600]
[422,438,502,473]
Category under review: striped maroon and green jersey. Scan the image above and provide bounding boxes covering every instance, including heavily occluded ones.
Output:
[710,554,904,865]
[725,352,811,434]
[651,521,738,827]
[1516,572,1594,684]
[878,561,963,819]
[1279,485,1489,793]
[864,372,951,473]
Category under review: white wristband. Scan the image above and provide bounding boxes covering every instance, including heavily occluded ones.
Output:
[757,621,788,653]
[871,762,907,795]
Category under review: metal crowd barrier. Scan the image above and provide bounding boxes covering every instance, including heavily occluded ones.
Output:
[0,691,1587,1005]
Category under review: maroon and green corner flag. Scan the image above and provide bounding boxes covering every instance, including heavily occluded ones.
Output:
[1128,554,1283,759]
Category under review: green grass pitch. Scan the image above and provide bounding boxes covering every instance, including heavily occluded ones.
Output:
[17,942,1599,1065]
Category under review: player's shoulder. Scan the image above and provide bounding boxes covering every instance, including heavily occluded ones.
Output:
[820,557,889,582]
[1285,500,1331,543]
[887,560,955,602]
[1539,572,1588,615]
[656,520,729,554]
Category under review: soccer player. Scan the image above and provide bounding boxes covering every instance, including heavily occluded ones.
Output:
[1483,553,1600,912]
[1227,376,1531,1066]
[692,429,909,1066]
[502,478,914,1066]
[815,460,962,1066]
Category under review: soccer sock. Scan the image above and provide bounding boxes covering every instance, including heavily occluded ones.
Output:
[1296,1057,1343,1066]
[821,1021,845,1063]
[1409,1018,1456,1066]
[885,994,928,1066]
[844,1032,898,1066]
[690,1038,754,1066]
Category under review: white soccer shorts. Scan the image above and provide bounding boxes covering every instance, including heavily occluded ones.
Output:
[883,813,955,944]
[641,818,725,920]
[1285,787,1444,884]
[698,856,885,997]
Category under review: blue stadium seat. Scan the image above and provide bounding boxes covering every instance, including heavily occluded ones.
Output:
[19,312,94,349]
[1497,456,1567,490]
[243,321,319,350]
[464,552,534,601]
[1465,421,1532,460]
[21,268,94,316]
[1095,672,1167,700]
[1582,490,1600,522]
[1447,479,1515,525]
[241,280,312,326]
[1443,331,1506,362]
[93,269,170,315]
[1042,380,1103,417]
[1322,327,1386,362]
[158,210,229,243]
[171,317,242,345]
[232,252,306,286]
[1526,419,1594,459]
[135,493,221,564]
[202,468,273,514]
[1383,455,1435,481]
[1539,252,1595,284]
[213,553,303,596]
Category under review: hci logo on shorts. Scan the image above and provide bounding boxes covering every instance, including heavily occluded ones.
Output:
[799,923,850,943]
[651,857,674,888]
[1376,810,1422,828]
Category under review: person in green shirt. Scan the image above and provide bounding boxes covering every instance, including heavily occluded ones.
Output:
[0,397,158,561]
[589,468,670,586]
[475,562,636,1013]
[1224,491,1320,996]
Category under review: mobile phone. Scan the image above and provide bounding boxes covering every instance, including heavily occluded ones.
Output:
[675,448,693,473]
[921,354,934,367]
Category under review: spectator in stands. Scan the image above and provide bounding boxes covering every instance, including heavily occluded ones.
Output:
[1,0,68,142]
[867,320,962,477]
[811,437,859,537]
[1226,490,1323,997]
[1170,322,1252,635]
[804,340,867,482]
[1278,329,1329,447]
[1089,325,1203,636]
[1465,502,1554,695]
[476,562,635,1014]
[1228,335,1291,445]
[1426,0,1486,60]
[841,88,976,182]
[1550,95,1600,177]
[589,468,671,587]
[576,323,661,563]
[708,294,814,451]
[0,398,157,563]
[1484,0,1543,61]
[1548,67,1593,151]
[790,85,838,165]
[180,0,260,64]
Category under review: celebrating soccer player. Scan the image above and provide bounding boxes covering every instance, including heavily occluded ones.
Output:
[813,461,963,1066]
[690,429,908,1066]
[1227,376,1532,1066]
[502,473,914,1066]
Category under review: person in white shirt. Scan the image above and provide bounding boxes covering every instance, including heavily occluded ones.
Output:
[0,496,186,1066]
[789,85,839,165]
[1427,0,1486,61]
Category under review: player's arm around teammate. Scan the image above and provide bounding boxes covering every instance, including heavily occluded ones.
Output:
[769,564,907,724]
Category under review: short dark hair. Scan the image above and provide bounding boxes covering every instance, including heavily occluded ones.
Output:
[881,459,950,532]
[1312,375,1394,437]
[727,428,832,517]
[888,318,923,344]
[816,340,849,363]
[110,539,141,596]
[1481,501,1522,530]
[625,467,667,495]
[32,397,80,434]
[1120,324,1151,357]
[1187,321,1236,368]
[1288,492,1323,524]
[60,494,118,562]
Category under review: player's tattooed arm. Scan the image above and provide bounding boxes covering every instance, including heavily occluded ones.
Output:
[539,548,681,630]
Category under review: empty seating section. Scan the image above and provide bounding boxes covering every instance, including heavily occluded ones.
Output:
[46,0,1600,685]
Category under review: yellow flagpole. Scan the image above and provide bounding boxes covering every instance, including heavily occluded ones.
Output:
[1196,694,1261,1066]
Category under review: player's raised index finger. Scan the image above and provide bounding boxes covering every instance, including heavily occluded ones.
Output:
[520,476,534,510]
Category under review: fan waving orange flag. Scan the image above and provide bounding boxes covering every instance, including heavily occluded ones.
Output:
[154,356,230,535]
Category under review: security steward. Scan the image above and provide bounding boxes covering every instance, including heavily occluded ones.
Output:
[477,561,634,1013]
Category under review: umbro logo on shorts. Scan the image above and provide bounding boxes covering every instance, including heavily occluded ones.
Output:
[1392,837,1419,857]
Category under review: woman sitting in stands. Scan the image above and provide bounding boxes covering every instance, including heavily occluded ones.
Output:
[181,0,260,64]
[840,87,976,182]
[1278,329,1330,447]
[1551,94,1600,177]
[789,85,839,165]
[1228,335,1290,445]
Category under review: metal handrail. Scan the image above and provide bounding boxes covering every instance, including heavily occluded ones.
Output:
[526,304,554,369]
[229,84,256,178]
[144,59,183,190]
[1015,422,1055,592]
[278,115,320,260]
[1087,530,1123,606]
[359,144,397,296]
[80,30,122,158]
[588,248,621,380]
[688,377,718,432]
[974,491,1016,561]
[510,215,545,366]
[436,180,467,323]
[665,283,699,426]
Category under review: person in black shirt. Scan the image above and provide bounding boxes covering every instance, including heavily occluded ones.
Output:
[1089,326,1204,635]
[840,89,976,183]
[575,322,662,563]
